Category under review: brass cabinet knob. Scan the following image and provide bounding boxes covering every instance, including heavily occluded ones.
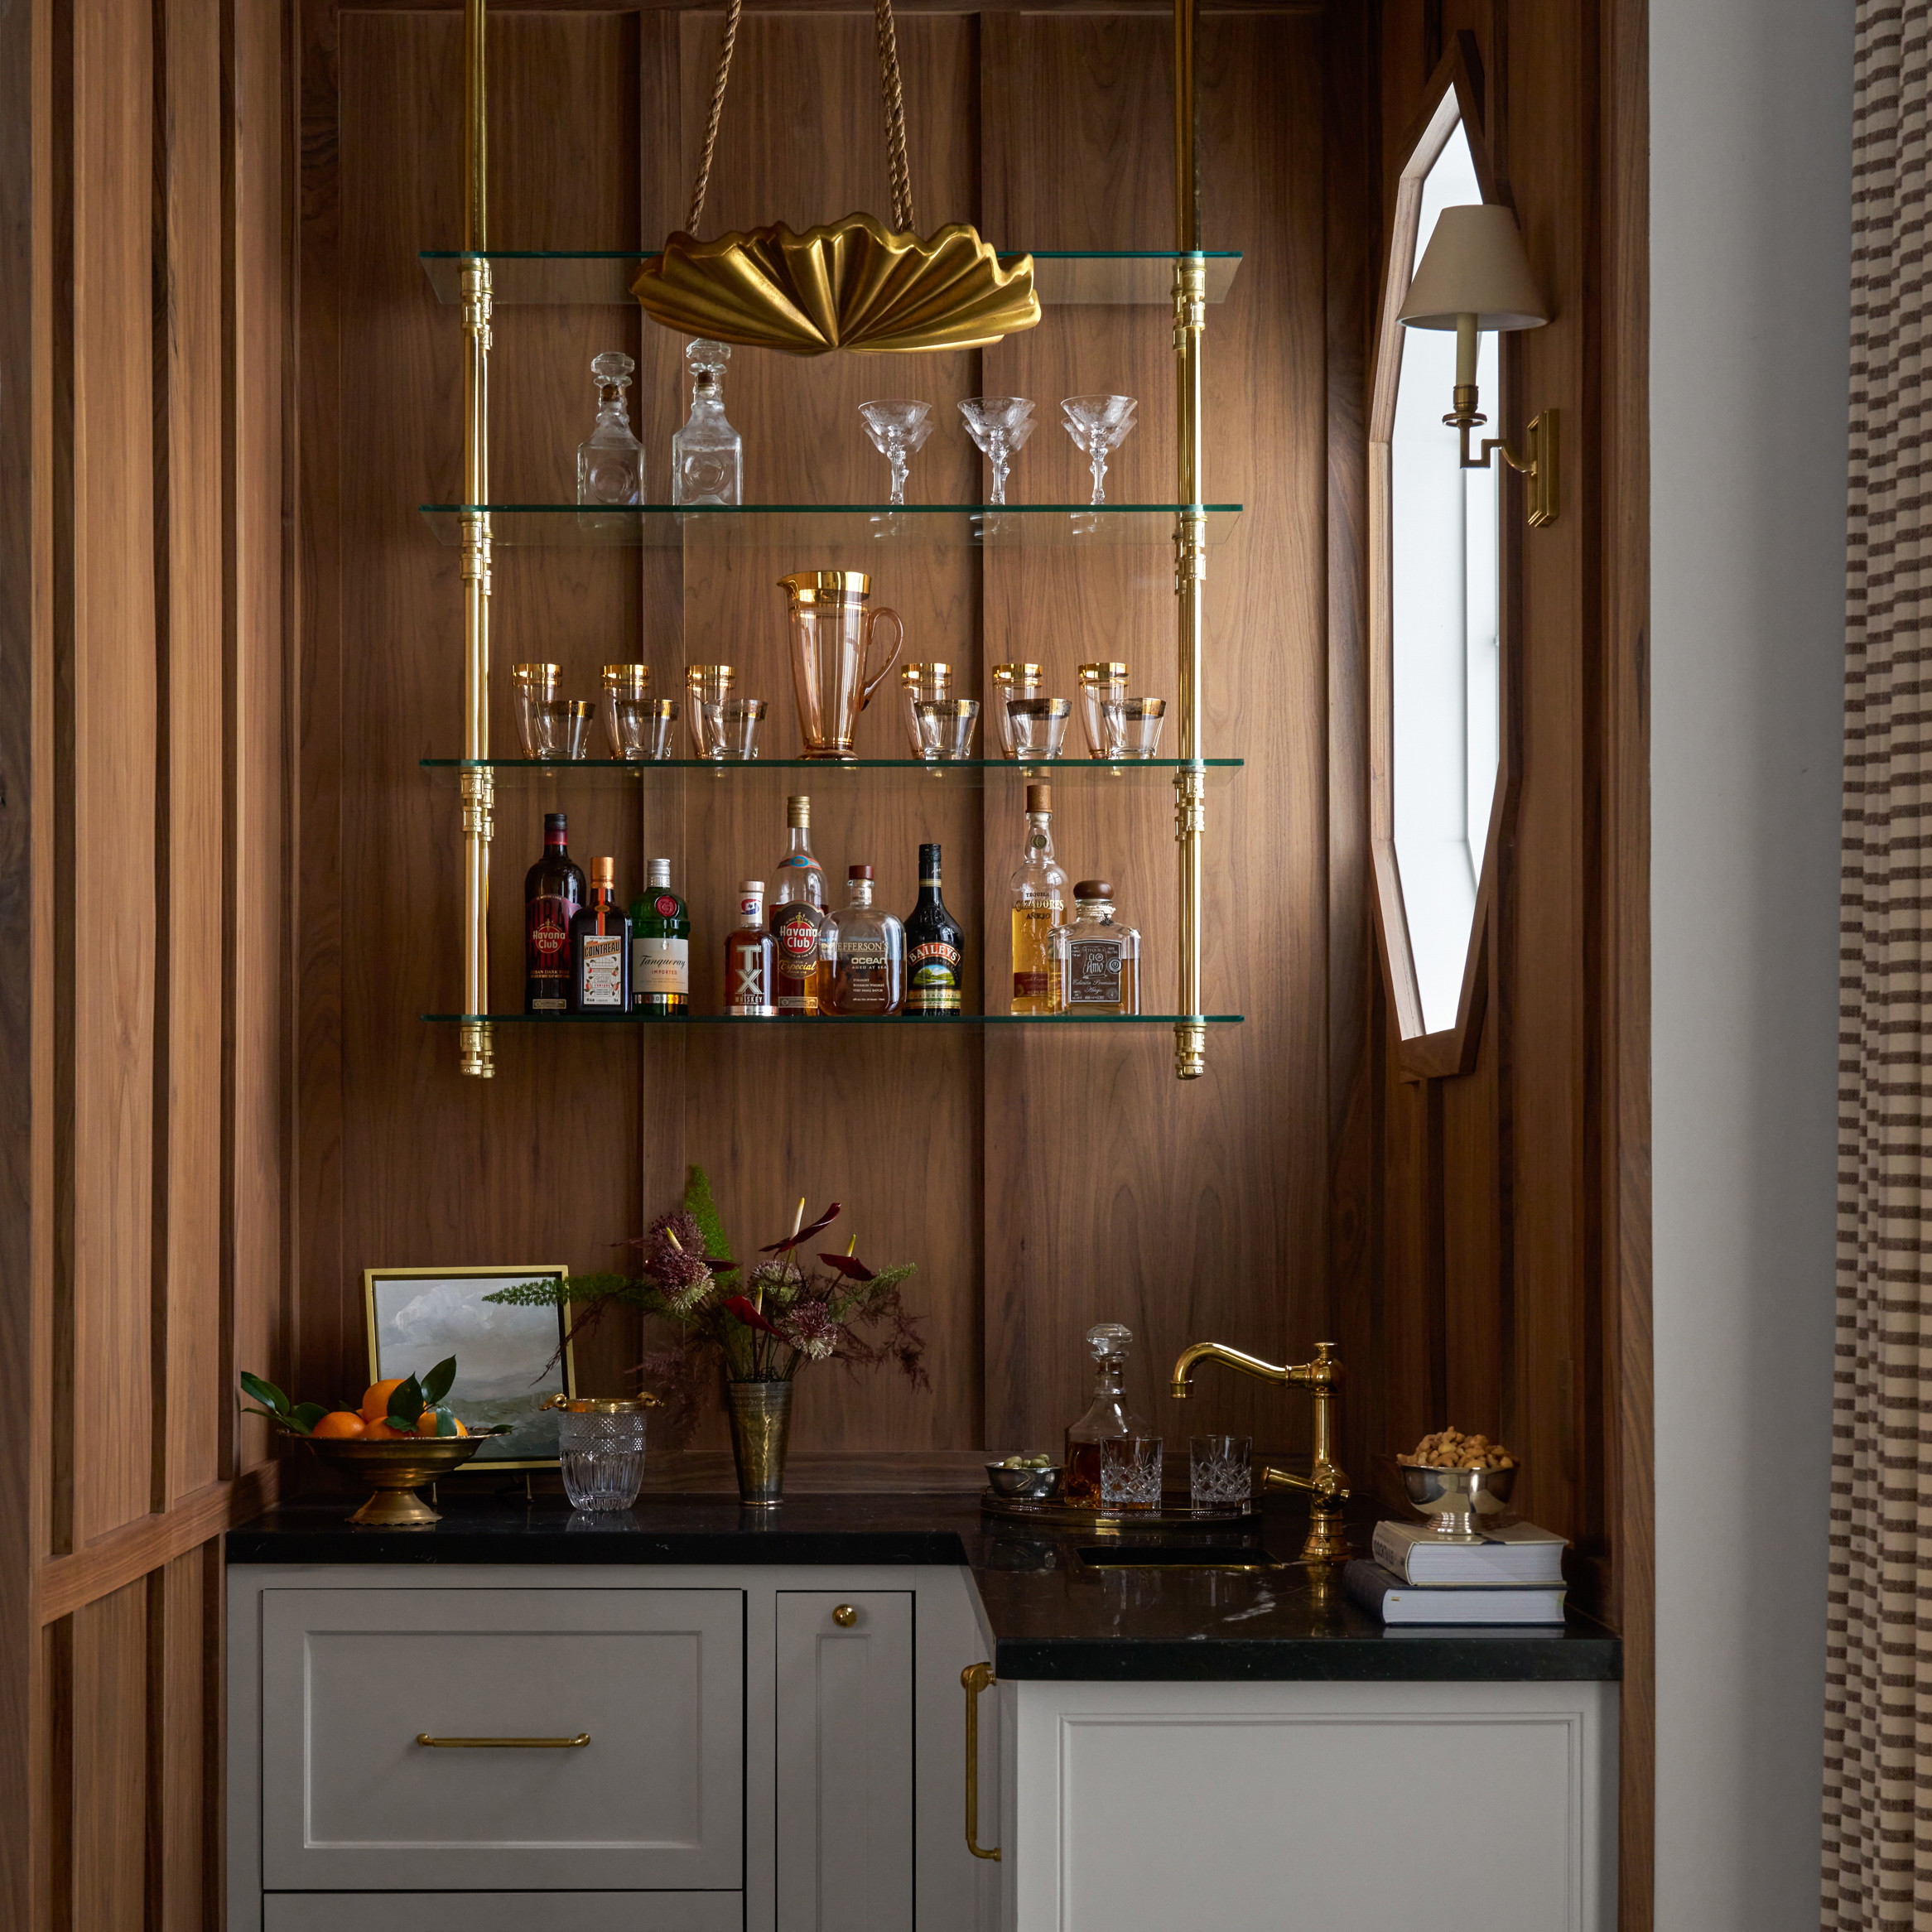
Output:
[832,1603,858,1627]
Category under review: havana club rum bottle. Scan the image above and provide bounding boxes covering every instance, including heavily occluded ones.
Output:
[724,881,778,1018]
[770,795,828,1018]
[903,841,964,1015]
[568,856,632,1012]
[524,812,585,1014]
[629,859,689,1013]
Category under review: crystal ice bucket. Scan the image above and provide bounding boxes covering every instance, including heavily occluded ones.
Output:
[779,571,903,760]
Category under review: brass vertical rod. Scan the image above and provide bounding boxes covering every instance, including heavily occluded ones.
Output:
[1172,0,1206,1081]
[458,0,494,1077]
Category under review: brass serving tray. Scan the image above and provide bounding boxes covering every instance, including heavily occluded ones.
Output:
[979,1490,1261,1533]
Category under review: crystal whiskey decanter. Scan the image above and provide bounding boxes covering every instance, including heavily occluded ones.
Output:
[672,338,742,507]
[576,351,645,506]
[1062,1323,1147,1509]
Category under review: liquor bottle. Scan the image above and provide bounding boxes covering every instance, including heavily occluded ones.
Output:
[1062,1323,1147,1509]
[903,841,965,1015]
[724,880,778,1018]
[1009,780,1067,1014]
[770,795,828,1018]
[576,351,645,506]
[1055,879,1142,1015]
[822,865,905,1015]
[671,338,743,507]
[524,812,586,1014]
[629,858,689,1014]
[569,857,633,1013]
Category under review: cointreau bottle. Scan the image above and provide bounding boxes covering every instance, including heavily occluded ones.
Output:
[770,795,827,1018]
[569,857,632,1013]
[903,842,964,1014]
[629,859,689,1013]
[822,865,905,1014]
[725,881,778,1018]
[524,812,585,1014]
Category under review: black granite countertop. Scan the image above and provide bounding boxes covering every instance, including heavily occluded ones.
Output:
[227,1491,1621,1684]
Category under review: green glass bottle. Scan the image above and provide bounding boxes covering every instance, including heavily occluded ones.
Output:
[629,857,689,1014]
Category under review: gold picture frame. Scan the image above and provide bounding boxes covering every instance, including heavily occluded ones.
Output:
[361,1265,576,1471]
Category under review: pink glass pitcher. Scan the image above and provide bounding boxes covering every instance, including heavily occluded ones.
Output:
[779,571,904,760]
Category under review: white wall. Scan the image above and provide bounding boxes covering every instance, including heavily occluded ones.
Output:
[1650,2,1852,1928]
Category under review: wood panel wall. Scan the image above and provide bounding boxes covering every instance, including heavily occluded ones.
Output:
[295,0,1343,1477]
[0,0,296,1917]
[1340,5,1652,1925]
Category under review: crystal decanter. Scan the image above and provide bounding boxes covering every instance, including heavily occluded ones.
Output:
[576,351,645,506]
[672,338,742,507]
[1062,1323,1147,1508]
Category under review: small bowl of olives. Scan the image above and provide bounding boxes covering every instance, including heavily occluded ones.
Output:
[985,1454,1062,1501]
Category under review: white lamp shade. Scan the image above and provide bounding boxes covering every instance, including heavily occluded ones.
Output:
[1397,203,1549,332]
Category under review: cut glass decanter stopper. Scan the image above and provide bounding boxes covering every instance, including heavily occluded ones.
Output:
[576,351,645,507]
[672,338,743,507]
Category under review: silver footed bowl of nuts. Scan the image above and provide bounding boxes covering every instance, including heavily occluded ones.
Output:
[986,1455,1061,1500]
[1396,1427,1517,1544]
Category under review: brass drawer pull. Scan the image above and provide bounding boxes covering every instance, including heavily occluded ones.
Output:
[833,1603,859,1626]
[960,1663,1000,1862]
[415,1732,590,1749]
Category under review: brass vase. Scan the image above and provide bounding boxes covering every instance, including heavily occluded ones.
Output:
[728,1380,794,1506]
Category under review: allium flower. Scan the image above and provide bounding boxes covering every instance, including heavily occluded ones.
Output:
[775,1297,841,1360]
[749,1257,800,1305]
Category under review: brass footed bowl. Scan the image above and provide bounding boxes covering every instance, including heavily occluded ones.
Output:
[1400,1462,1517,1544]
[306,1436,486,1527]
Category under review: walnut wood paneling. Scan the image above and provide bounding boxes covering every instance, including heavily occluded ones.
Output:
[2,0,296,1914]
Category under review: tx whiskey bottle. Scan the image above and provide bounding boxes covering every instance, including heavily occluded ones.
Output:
[724,881,778,1018]
[524,812,585,1013]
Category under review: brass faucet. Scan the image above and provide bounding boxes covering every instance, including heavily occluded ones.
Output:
[1169,1339,1351,1563]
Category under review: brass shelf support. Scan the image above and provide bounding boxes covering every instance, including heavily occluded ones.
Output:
[458,0,495,1078]
[1169,1340,1351,1563]
[1171,0,1207,1082]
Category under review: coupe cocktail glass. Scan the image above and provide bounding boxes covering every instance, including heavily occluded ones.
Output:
[859,400,935,507]
[957,396,1036,506]
[1061,393,1139,507]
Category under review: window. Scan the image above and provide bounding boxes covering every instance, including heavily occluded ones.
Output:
[1370,85,1507,1055]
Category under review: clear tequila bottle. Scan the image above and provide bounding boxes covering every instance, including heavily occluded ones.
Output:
[1008,780,1067,1013]
[672,338,743,507]
[576,351,645,506]
[1055,879,1141,1014]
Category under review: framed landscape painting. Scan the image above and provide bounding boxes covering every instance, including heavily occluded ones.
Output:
[363,1265,575,1469]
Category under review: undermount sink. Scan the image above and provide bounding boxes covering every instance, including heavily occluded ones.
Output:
[1075,1544,1284,1571]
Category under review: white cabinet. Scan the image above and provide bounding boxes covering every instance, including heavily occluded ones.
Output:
[997,1678,1616,1932]
[774,1591,914,1932]
[259,1587,744,1893]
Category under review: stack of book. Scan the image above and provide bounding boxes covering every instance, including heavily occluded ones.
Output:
[1344,1519,1567,1624]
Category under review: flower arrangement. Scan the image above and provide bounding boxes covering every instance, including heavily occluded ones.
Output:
[485,1166,927,1448]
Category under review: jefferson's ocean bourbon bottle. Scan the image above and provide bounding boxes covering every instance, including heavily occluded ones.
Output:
[904,842,964,1014]
[524,812,585,1013]
[822,865,905,1014]
[770,795,828,1017]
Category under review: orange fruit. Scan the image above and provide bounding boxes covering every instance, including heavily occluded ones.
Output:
[362,1417,413,1440]
[359,1377,407,1422]
[310,1410,367,1439]
[418,1409,468,1437]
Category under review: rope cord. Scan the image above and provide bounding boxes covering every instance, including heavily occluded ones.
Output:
[685,0,744,236]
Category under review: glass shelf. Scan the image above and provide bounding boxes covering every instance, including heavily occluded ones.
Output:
[418,503,1240,548]
[422,1011,1243,1028]
[421,756,1241,790]
[418,249,1244,309]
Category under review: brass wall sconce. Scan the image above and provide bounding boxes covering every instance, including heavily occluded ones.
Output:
[1398,203,1557,526]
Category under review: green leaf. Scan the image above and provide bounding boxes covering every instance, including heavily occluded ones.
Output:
[386,1375,425,1428]
[420,1356,457,1406]
[417,1404,458,1437]
[287,1403,328,1435]
[239,1371,291,1415]
[685,1165,734,1272]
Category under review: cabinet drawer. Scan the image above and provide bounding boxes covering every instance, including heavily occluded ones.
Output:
[263,1893,743,1932]
[260,1588,743,1892]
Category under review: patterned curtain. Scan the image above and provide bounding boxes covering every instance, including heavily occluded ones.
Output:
[1824,7,1932,1925]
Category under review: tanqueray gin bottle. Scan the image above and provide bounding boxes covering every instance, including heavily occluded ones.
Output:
[672,338,743,507]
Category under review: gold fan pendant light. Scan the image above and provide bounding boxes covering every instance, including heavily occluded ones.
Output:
[634,0,1039,356]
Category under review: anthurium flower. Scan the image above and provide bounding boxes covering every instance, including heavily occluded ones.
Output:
[723,1294,783,1337]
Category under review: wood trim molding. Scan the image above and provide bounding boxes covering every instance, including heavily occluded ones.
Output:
[37,1462,282,1626]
